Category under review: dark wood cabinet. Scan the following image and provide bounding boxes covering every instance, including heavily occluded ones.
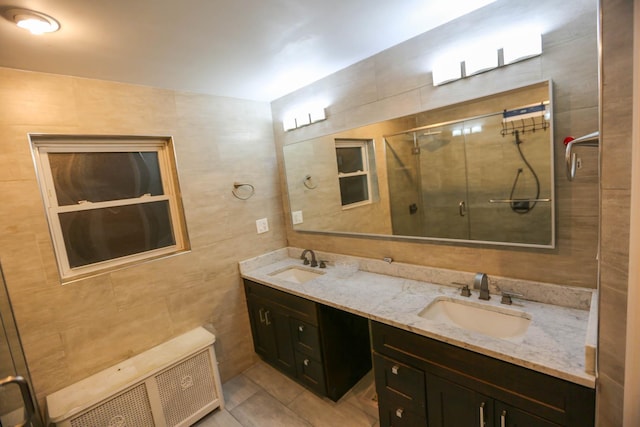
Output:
[425,372,561,427]
[425,371,490,427]
[244,279,371,401]
[246,293,296,376]
[371,321,594,427]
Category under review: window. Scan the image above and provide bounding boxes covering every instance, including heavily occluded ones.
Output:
[335,139,373,208]
[31,136,189,282]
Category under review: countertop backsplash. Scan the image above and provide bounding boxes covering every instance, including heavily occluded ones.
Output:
[280,247,593,310]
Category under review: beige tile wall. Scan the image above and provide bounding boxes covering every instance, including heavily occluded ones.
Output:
[597,0,634,425]
[0,68,287,409]
[271,0,599,287]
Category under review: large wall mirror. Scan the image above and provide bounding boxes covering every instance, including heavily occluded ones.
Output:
[283,80,555,248]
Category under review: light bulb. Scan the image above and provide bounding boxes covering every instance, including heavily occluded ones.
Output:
[16,17,50,35]
[4,9,60,35]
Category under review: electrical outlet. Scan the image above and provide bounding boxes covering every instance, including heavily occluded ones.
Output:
[256,218,269,234]
[292,210,303,225]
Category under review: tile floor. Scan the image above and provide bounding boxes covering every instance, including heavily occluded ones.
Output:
[194,360,380,427]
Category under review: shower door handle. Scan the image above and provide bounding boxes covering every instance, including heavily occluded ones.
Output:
[0,375,35,427]
[459,201,466,217]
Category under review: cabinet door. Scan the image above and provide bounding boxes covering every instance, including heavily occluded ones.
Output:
[246,295,276,360]
[269,307,297,376]
[495,401,561,427]
[246,295,296,376]
[426,373,494,427]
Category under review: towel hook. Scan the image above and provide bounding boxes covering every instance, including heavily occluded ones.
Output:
[232,182,255,200]
[303,174,317,189]
[564,131,599,181]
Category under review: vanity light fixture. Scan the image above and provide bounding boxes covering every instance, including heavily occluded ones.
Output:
[308,105,326,123]
[283,115,297,131]
[296,112,311,127]
[503,33,542,65]
[3,8,60,34]
[432,59,462,86]
[464,47,499,76]
[432,32,542,86]
[452,126,482,137]
[283,106,327,131]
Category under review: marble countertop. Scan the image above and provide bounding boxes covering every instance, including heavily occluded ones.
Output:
[239,248,596,388]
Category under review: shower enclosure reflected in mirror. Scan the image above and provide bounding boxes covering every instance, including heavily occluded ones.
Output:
[283,80,555,248]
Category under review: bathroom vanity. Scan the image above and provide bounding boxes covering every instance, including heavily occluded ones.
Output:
[244,278,371,401]
[239,248,596,426]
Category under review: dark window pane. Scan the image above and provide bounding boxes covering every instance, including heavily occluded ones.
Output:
[59,201,176,268]
[49,152,164,206]
[339,175,368,206]
[336,147,364,174]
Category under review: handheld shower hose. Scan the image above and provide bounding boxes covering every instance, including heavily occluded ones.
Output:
[509,130,540,214]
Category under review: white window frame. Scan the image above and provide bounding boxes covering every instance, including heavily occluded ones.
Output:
[30,135,189,283]
[335,139,372,209]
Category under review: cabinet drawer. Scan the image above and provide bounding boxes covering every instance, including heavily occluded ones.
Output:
[291,319,321,359]
[373,353,426,417]
[244,279,318,325]
[294,352,326,395]
[378,402,427,427]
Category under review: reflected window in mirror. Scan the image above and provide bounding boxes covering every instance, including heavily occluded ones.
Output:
[336,139,375,208]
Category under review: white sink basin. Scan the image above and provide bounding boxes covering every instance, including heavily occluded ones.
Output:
[269,266,325,284]
[419,297,531,340]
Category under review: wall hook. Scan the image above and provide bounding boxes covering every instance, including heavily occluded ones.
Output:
[232,182,255,200]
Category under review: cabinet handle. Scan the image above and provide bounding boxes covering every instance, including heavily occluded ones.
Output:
[298,325,305,332]
[479,402,486,427]
[501,410,507,427]
[258,308,265,323]
[264,310,271,325]
[391,365,400,375]
[303,358,310,366]
[395,408,404,418]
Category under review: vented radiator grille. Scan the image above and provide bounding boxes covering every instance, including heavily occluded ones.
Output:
[46,327,223,427]
[156,350,217,427]
[69,384,154,427]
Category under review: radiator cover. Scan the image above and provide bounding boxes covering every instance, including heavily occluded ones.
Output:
[46,327,224,427]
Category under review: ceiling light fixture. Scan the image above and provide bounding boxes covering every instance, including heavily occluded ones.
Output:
[3,8,60,35]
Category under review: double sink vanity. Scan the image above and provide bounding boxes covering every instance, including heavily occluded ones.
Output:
[239,248,597,427]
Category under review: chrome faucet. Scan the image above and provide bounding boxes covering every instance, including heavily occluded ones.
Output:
[300,249,318,267]
[474,272,490,300]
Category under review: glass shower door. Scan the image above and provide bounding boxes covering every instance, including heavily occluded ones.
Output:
[0,262,42,427]
[385,124,470,240]
[464,114,553,245]
[416,123,470,240]
[385,133,424,237]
